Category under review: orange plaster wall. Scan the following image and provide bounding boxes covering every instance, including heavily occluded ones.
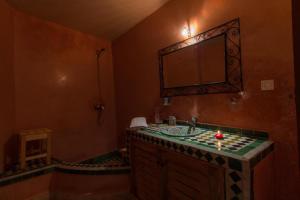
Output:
[0,2,119,198]
[112,0,300,199]
[0,0,15,173]
[12,11,117,161]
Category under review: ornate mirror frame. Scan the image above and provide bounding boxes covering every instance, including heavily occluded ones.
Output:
[159,18,243,97]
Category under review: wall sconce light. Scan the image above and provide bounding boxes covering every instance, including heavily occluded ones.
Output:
[181,22,196,39]
[181,26,192,38]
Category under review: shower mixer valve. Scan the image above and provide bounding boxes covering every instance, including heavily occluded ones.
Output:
[94,103,105,112]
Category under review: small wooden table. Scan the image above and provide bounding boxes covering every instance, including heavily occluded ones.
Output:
[19,129,52,170]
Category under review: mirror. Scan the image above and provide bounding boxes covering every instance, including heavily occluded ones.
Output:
[159,18,243,97]
[163,34,226,88]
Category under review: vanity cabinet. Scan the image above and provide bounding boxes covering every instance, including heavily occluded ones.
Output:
[130,139,225,200]
[130,139,162,200]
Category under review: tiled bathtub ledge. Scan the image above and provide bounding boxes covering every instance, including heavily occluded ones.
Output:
[0,164,55,187]
[56,164,131,175]
[55,153,131,175]
[0,151,130,187]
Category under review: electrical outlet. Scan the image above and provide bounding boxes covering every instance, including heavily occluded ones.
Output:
[261,80,274,91]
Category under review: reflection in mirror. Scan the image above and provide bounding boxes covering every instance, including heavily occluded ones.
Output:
[163,35,226,88]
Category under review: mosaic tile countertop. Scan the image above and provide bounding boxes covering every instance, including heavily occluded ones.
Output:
[127,123,274,200]
[139,123,273,161]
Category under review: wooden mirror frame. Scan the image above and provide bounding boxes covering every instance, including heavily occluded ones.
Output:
[159,18,243,97]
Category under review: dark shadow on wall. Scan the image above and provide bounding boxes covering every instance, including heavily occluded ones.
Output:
[3,134,19,171]
[292,0,300,169]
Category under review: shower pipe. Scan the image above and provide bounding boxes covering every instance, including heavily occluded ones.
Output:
[94,48,106,124]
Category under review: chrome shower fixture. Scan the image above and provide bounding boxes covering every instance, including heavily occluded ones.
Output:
[94,48,106,125]
[94,103,105,112]
[96,48,106,58]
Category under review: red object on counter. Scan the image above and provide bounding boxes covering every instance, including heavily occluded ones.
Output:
[215,130,224,139]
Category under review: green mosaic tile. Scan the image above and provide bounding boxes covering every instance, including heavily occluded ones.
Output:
[0,166,55,187]
[0,150,130,188]
[80,150,122,165]
[142,124,267,156]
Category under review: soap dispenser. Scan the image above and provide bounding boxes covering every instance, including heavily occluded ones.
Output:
[154,107,162,124]
[169,116,176,126]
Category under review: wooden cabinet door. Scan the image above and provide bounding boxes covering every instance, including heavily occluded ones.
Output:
[162,150,225,200]
[130,139,162,200]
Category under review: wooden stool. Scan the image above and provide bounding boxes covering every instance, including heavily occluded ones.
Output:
[19,129,52,170]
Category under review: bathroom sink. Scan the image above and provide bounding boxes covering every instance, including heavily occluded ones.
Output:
[148,125,206,137]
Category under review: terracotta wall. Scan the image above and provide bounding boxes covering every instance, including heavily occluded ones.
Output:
[0,0,15,173]
[1,0,118,168]
[0,1,52,198]
[112,0,300,199]
[12,11,117,161]
[0,2,119,198]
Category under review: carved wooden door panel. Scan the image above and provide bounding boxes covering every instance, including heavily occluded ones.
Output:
[162,150,225,200]
[130,140,162,200]
[130,139,225,200]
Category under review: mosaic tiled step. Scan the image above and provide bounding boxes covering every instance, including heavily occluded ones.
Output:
[54,150,130,175]
[0,150,130,187]
[0,163,55,187]
[0,158,57,179]
[80,150,124,165]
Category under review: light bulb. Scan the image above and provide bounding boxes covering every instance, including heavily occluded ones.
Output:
[181,26,190,38]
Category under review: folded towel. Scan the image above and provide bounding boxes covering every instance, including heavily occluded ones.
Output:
[130,117,148,128]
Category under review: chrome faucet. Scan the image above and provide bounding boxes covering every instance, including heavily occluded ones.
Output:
[187,117,198,133]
